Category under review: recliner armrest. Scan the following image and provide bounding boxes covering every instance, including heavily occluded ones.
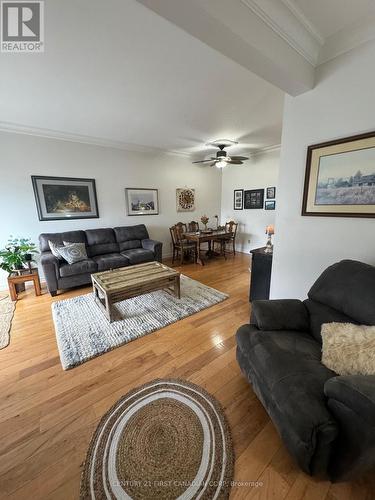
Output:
[324,375,375,426]
[251,299,310,331]
[141,239,162,262]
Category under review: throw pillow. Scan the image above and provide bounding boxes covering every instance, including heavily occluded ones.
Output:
[58,242,88,265]
[48,240,64,260]
[321,322,375,376]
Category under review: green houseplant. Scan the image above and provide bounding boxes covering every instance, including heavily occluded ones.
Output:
[0,237,38,274]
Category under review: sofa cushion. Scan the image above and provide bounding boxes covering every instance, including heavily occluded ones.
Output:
[59,258,97,278]
[304,299,358,343]
[121,248,154,265]
[85,228,119,257]
[92,253,128,271]
[308,260,375,326]
[114,225,149,251]
[236,325,338,475]
[39,231,86,253]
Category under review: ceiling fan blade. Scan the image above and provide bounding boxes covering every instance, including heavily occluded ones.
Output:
[228,160,243,164]
[230,156,249,161]
[192,159,216,164]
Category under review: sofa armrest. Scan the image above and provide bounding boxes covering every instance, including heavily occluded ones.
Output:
[325,375,375,426]
[251,299,310,331]
[40,251,59,294]
[324,375,375,480]
[142,239,162,262]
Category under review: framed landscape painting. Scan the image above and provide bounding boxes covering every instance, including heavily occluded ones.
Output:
[233,189,243,210]
[31,176,99,221]
[125,188,159,216]
[302,131,375,218]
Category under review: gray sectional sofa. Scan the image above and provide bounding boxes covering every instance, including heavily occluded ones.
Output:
[236,260,375,481]
[39,224,162,296]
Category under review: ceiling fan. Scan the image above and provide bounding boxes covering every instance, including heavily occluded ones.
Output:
[192,140,249,168]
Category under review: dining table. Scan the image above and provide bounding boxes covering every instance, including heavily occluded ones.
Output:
[183,229,233,266]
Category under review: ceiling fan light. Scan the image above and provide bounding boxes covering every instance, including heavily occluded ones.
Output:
[216,160,227,168]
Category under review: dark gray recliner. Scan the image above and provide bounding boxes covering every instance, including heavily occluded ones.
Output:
[236,259,375,481]
[39,224,162,296]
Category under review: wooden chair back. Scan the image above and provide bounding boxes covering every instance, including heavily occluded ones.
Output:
[188,221,200,232]
[225,221,238,237]
[169,226,178,247]
[175,222,187,241]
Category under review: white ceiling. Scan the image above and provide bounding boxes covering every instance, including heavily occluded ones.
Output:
[294,0,375,39]
[0,0,284,156]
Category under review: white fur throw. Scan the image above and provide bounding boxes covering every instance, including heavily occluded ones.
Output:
[321,322,375,376]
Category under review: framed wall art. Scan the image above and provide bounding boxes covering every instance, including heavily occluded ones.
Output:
[244,189,264,209]
[125,188,159,216]
[266,186,276,199]
[265,200,276,210]
[302,131,375,218]
[176,188,195,212]
[31,176,99,221]
[233,189,244,210]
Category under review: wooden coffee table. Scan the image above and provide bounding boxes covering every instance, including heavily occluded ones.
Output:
[91,261,181,322]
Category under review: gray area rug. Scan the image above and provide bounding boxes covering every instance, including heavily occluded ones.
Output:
[0,293,15,350]
[52,275,228,370]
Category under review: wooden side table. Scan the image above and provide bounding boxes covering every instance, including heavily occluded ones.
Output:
[7,268,41,301]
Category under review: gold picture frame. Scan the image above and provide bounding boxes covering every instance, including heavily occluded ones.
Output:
[302,131,375,218]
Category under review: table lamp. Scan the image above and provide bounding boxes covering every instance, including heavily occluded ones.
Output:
[265,225,274,253]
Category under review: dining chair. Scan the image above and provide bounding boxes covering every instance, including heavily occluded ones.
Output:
[170,225,197,265]
[187,221,200,232]
[224,221,238,255]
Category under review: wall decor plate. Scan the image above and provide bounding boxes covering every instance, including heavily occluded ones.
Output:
[233,189,244,210]
[125,188,159,216]
[31,176,99,221]
[302,131,375,218]
[176,188,195,212]
[244,189,264,209]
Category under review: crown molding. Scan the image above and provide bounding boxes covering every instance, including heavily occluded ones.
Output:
[249,143,281,157]
[241,0,321,66]
[280,0,324,45]
[0,121,190,157]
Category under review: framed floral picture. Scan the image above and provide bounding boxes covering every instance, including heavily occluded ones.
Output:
[31,176,99,221]
[302,131,375,218]
[233,189,243,210]
[125,188,159,216]
[176,188,195,212]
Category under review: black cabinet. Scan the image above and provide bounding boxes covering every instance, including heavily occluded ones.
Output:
[249,247,273,301]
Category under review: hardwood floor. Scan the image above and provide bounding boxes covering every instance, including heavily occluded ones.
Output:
[0,253,373,499]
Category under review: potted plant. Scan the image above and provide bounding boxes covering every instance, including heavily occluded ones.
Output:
[0,237,38,292]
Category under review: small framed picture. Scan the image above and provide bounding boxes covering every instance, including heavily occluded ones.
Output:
[266,186,276,199]
[31,176,99,221]
[265,200,276,210]
[244,189,264,209]
[233,189,244,210]
[125,188,159,216]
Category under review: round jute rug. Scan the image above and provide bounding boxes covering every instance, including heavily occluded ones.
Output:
[80,379,234,499]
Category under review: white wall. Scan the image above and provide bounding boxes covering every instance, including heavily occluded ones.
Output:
[221,149,279,253]
[271,41,375,299]
[0,131,222,288]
